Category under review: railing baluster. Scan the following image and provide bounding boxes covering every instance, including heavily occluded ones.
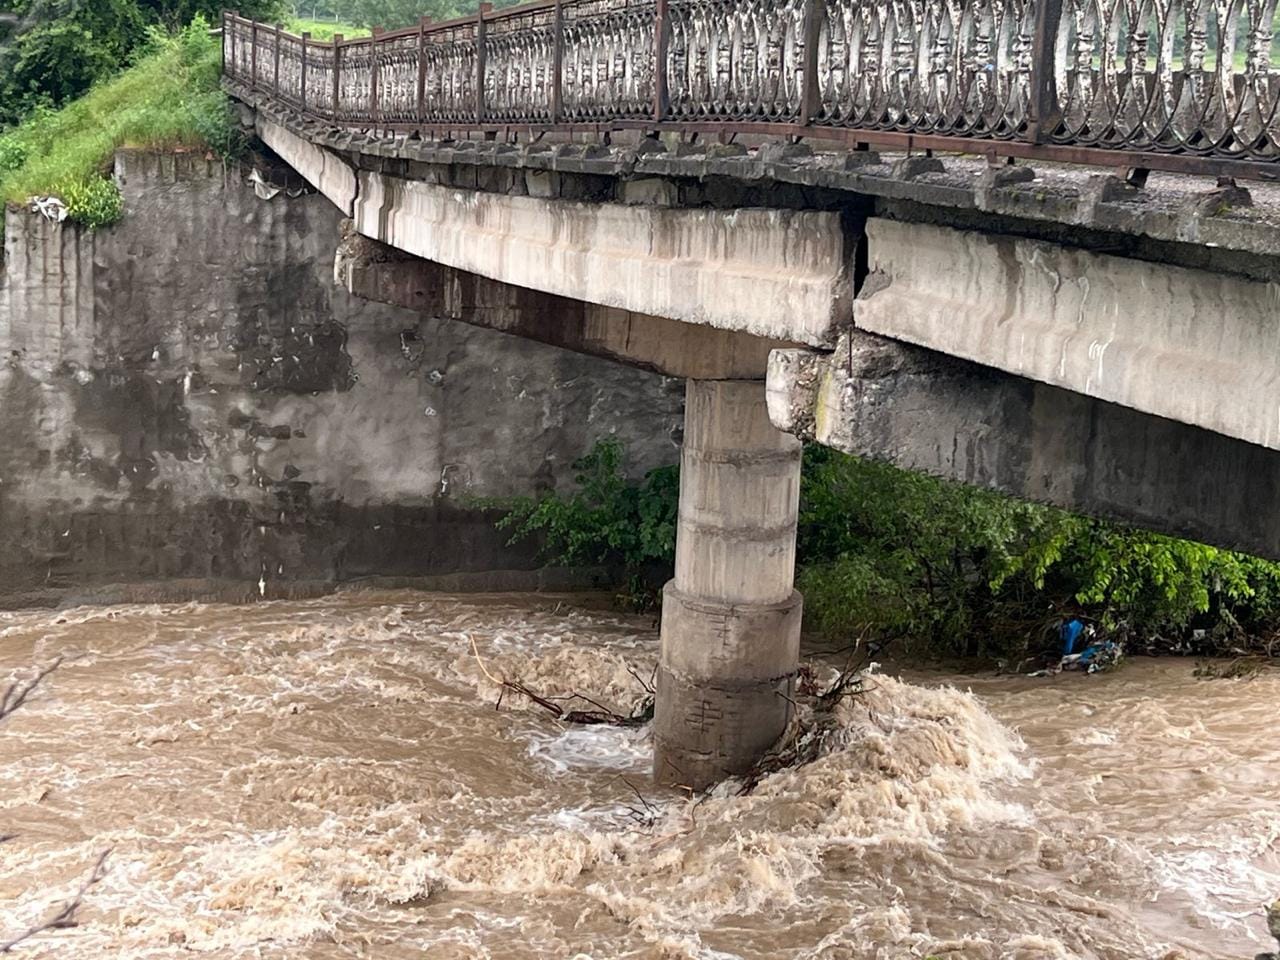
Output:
[371,27,383,130]
[1029,0,1063,143]
[301,31,309,111]
[274,22,282,96]
[654,0,669,122]
[552,0,564,123]
[250,19,258,90]
[333,33,344,123]
[800,0,822,126]
[476,2,493,126]
[418,17,430,126]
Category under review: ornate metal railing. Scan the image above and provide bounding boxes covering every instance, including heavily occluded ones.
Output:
[223,2,1280,179]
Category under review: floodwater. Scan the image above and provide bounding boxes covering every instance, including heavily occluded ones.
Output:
[0,591,1277,959]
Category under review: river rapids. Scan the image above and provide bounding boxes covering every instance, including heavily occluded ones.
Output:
[0,592,1277,958]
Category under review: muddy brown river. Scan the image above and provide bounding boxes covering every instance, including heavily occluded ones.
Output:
[0,591,1277,958]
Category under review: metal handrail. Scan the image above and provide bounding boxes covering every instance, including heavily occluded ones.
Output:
[222,2,1280,181]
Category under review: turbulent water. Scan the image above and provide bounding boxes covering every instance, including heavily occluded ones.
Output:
[0,592,1277,958]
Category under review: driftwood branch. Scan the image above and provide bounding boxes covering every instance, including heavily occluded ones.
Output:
[501,680,654,727]
[0,849,111,954]
[469,633,655,727]
[617,775,660,826]
[0,658,64,724]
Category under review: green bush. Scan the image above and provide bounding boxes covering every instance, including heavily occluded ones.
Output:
[57,175,123,229]
[0,138,27,173]
[495,437,678,607]
[497,440,1280,659]
[798,447,1280,658]
[185,90,245,162]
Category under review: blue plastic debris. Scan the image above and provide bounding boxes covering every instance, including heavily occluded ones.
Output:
[1059,617,1085,656]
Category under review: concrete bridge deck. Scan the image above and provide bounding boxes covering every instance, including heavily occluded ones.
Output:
[222,16,1280,787]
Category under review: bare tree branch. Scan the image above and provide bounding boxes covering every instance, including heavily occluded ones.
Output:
[0,848,111,954]
[0,658,64,724]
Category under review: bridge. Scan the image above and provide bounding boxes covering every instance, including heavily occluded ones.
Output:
[223,5,1280,789]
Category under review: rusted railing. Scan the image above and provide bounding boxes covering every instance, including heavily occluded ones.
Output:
[223,2,1280,180]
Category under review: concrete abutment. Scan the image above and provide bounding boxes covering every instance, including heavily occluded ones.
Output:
[654,380,803,789]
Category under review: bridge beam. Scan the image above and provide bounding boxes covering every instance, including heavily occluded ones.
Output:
[856,217,1280,452]
[769,331,1280,563]
[655,380,802,789]
[334,222,783,378]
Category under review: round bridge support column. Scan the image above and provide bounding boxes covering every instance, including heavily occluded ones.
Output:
[654,379,803,790]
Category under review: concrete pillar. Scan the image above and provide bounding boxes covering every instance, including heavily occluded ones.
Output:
[654,379,803,789]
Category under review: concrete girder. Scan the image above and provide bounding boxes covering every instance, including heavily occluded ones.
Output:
[257,118,852,349]
[856,217,1280,452]
[768,332,1280,563]
[334,224,786,379]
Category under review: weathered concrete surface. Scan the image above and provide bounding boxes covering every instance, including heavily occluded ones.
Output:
[334,224,785,378]
[235,83,1280,271]
[656,380,802,789]
[768,332,1280,562]
[0,150,681,605]
[258,118,851,348]
[855,217,1280,450]
[257,117,358,215]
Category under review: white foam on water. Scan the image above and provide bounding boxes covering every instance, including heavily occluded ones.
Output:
[526,723,653,774]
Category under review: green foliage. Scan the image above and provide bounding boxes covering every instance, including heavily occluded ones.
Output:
[57,174,123,228]
[331,0,522,31]
[498,439,1280,659]
[139,0,283,29]
[0,0,149,125]
[0,0,275,127]
[0,137,26,173]
[797,448,1280,658]
[185,89,246,161]
[495,437,678,606]
[796,446,1071,653]
[285,16,367,39]
[0,19,242,225]
[335,0,463,29]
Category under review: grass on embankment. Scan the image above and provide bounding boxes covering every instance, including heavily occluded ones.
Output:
[0,19,239,229]
[285,17,370,40]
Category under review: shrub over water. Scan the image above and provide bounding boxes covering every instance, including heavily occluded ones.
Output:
[498,439,1280,659]
[494,437,678,609]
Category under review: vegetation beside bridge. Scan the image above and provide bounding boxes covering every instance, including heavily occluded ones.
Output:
[498,438,1280,663]
[0,17,245,228]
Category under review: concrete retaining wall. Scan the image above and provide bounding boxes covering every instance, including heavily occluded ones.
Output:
[0,150,681,606]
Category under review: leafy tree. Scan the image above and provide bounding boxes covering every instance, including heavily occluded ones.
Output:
[332,0,525,30]
[0,0,147,124]
[334,0,463,29]
[137,0,283,29]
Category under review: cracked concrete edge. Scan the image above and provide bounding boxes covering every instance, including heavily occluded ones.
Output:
[227,79,1280,262]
